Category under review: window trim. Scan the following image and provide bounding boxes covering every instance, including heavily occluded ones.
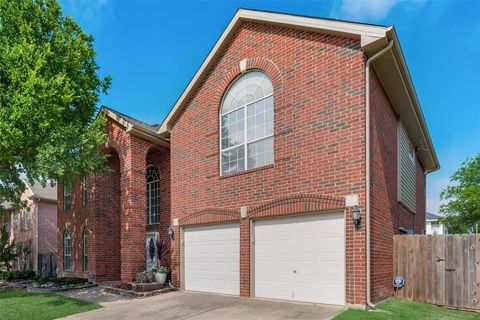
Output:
[22,208,31,231]
[219,71,274,176]
[83,228,88,272]
[13,210,19,231]
[64,229,72,271]
[146,165,160,225]
[64,185,71,211]
[82,177,88,206]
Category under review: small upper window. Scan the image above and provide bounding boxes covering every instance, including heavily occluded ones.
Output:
[220,71,274,175]
[22,209,31,231]
[64,185,71,211]
[64,229,72,270]
[83,228,88,272]
[12,210,19,231]
[146,166,160,225]
[82,177,88,206]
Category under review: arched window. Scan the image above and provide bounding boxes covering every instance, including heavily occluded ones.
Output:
[64,229,72,270]
[220,71,274,175]
[146,165,160,224]
[83,228,88,272]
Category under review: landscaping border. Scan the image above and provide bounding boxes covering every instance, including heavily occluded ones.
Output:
[27,283,97,294]
[100,284,175,298]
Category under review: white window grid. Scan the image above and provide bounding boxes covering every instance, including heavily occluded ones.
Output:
[64,185,71,211]
[220,72,274,175]
[22,209,31,230]
[146,166,160,225]
[13,210,19,231]
[64,230,72,270]
[83,229,88,271]
[82,177,88,206]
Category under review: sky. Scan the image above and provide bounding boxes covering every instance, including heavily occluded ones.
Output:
[59,0,480,215]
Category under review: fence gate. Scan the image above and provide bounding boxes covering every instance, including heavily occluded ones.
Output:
[393,234,479,310]
[37,252,57,278]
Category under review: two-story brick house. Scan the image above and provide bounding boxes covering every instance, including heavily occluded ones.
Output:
[57,9,439,307]
[0,180,57,273]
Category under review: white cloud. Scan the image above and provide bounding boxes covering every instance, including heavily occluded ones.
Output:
[346,0,397,20]
[59,0,113,28]
[331,0,400,21]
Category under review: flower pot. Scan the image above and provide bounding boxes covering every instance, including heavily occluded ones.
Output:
[154,272,167,284]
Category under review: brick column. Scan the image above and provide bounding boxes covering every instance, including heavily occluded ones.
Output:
[120,136,147,282]
[239,218,251,297]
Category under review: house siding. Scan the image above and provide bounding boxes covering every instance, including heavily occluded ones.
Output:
[369,70,426,302]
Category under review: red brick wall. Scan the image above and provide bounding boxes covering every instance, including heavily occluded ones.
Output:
[169,22,367,304]
[369,71,426,302]
[57,117,171,282]
[57,175,89,278]
[92,150,121,281]
[146,147,171,265]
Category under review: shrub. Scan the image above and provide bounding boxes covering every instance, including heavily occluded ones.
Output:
[0,269,36,280]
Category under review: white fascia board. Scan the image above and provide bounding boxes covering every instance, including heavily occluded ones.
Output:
[157,9,388,134]
[386,28,440,172]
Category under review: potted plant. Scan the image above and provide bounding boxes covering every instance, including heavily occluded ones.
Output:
[151,266,169,284]
[150,239,170,284]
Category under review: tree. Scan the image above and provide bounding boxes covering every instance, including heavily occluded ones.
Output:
[16,241,32,270]
[440,153,480,234]
[0,0,111,204]
[0,224,17,271]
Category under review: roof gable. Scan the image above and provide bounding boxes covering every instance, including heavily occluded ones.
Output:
[156,8,439,172]
[100,106,169,147]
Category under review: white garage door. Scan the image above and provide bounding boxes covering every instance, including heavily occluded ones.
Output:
[184,223,239,295]
[254,212,345,305]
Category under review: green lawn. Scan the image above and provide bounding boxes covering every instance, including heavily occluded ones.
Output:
[335,299,480,319]
[0,289,100,320]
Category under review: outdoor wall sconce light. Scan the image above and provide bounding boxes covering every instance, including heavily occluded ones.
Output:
[168,224,174,240]
[353,205,362,230]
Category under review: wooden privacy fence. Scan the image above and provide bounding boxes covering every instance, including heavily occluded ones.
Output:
[393,234,479,310]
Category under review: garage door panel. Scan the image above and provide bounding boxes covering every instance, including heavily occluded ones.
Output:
[184,223,239,295]
[254,212,345,305]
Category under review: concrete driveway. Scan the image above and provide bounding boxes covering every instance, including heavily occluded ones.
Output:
[60,288,342,320]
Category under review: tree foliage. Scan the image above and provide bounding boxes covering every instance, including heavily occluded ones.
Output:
[0,0,110,204]
[0,224,17,271]
[440,154,480,234]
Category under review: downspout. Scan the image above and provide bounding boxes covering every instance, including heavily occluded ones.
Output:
[365,39,394,309]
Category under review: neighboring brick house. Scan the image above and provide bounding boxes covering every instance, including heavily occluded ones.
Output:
[57,9,439,307]
[0,180,57,272]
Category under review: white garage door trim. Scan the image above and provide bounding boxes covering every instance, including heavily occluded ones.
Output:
[253,211,345,305]
[183,222,240,295]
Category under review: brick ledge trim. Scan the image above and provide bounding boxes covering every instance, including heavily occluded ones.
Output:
[249,194,345,218]
[179,208,239,225]
[179,194,345,225]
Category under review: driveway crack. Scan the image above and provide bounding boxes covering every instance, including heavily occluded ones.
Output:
[179,300,238,320]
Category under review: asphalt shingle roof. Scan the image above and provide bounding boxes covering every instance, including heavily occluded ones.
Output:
[25,180,57,202]
[102,106,160,134]
[426,212,442,220]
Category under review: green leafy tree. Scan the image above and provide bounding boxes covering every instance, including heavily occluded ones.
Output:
[440,154,480,234]
[16,241,32,270]
[0,0,111,204]
[0,224,17,271]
